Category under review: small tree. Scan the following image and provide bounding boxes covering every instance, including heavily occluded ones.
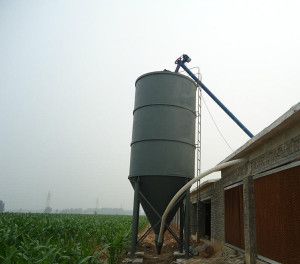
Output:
[0,200,4,213]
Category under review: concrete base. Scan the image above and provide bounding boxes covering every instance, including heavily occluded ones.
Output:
[124,252,144,263]
[173,258,187,264]
[173,251,185,258]
[135,251,144,258]
[132,258,143,264]
[122,258,132,263]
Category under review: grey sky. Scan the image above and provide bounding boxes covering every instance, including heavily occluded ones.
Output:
[0,0,299,211]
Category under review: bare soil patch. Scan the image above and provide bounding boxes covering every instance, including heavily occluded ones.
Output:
[138,227,178,264]
[124,225,245,264]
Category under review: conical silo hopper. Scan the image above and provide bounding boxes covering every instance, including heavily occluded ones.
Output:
[129,71,196,254]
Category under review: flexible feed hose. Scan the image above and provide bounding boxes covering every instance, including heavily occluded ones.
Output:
[157,158,245,245]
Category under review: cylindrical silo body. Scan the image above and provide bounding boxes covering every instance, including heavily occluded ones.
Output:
[129,71,196,246]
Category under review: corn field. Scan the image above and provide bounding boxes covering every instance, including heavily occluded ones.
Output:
[0,213,147,264]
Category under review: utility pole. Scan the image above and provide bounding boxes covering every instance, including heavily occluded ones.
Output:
[44,191,52,213]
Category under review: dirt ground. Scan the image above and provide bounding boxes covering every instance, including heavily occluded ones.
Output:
[185,250,245,264]
[129,225,245,264]
[138,227,178,264]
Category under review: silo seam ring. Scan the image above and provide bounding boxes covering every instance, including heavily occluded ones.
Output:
[130,138,196,148]
[133,104,196,115]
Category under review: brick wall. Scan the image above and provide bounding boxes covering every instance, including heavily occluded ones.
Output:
[210,121,300,264]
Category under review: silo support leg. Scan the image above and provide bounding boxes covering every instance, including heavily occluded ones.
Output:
[131,180,140,257]
[179,203,184,253]
[167,226,181,245]
[184,191,191,258]
[139,191,181,244]
[137,226,152,244]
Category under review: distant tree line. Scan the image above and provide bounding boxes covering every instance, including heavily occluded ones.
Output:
[58,207,133,215]
[0,204,140,215]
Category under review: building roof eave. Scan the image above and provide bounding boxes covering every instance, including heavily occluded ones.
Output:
[219,102,300,164]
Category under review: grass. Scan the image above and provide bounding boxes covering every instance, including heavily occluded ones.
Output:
[0,213,147,264]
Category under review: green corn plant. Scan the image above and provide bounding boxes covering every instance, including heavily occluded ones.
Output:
[0,213,148,264]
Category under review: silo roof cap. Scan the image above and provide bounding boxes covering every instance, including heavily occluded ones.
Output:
[135,71,197,87]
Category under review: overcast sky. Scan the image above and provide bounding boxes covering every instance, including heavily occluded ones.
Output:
[1,0,299,211]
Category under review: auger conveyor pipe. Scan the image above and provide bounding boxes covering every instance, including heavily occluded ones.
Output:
[177,58,254,139]
[157,158,245,247]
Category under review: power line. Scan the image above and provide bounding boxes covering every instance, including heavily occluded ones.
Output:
[201,94,234,152]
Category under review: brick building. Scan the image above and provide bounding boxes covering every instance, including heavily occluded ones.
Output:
[190,103,300,264]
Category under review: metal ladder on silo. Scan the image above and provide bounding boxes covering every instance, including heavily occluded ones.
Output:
[180,67,202,241]
[195,68,202,242]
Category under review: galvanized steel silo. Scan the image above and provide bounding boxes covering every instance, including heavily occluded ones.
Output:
[129,71,196,253]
